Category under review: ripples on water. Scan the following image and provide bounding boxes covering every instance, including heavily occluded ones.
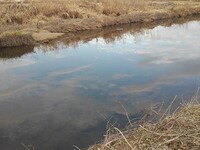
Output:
[0,17,200,150]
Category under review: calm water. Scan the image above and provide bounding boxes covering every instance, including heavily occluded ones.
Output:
[0,18,200,150]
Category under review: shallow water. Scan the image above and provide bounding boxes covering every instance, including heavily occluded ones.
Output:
[0,18,200,150]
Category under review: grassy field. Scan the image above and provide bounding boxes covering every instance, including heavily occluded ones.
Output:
[0,0,200,47]
[89,100,200,150]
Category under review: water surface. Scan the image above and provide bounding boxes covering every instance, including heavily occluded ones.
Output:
[0,18,200,150]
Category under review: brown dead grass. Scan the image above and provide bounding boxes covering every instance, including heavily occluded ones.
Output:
[0,0,148,26]
[1,0,200,28]
[0,31,35,47]
[89,99,200,150]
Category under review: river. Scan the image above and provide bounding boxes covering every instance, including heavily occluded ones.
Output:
[0,17,200,150]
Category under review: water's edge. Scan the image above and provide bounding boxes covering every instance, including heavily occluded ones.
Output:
[1,14,200,48]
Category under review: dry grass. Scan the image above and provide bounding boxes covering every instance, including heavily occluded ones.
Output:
[0,0,147,25]
[0,0,148,31]
[0,0,200,28]
[89,98,200,150]
[0,31,34,47]
[21,143,36,150]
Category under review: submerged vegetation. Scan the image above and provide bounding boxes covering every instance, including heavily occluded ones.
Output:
[89,99,200,150]
[0,0,200,47]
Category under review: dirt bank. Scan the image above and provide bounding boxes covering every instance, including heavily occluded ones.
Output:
[1,0,200,47]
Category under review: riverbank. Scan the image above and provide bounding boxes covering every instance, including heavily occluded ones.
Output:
[0,0,200,48]
[89,101,200,150]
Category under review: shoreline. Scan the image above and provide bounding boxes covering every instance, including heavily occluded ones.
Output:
[1,15,200,59]
[1,0,200,48]
[89,101,200,150]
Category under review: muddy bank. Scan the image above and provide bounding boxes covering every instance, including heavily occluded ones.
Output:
[35,15,200,51]
[1,15,199,60]
[0,30,64,47]
[45,8,200,33]
[0,0,200,48]
[1,14,200,50]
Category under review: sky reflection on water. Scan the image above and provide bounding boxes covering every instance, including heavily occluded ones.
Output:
[0,20,200,150]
